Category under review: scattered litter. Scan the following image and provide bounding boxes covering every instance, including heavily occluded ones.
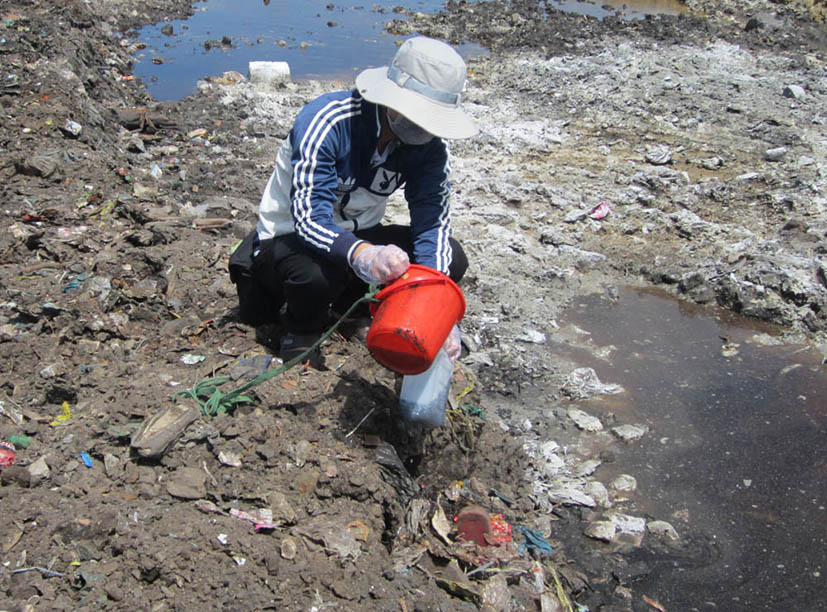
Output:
[216,533,229,545]
[62,270,88,292]
[0,400,23,425]
[488,514,512,545]
[229,507,278,531]
[6,434,29,448]
[645,145,672,165]
[346,520,370,542]
[80,452,93,468]
[643,594,667,611]
[49,401,72,426]
[230,354,272,380]
[515,525,554,556]
[6,566,65,579]
[588,201,612,219]
[130,404,200,459]
[218,450,242,467]
[432,504,453,545]
[0,441,16,468]
[454,504,491,546]
[233,556,246,566]
[181,353,205,365]
[562,367,624,400]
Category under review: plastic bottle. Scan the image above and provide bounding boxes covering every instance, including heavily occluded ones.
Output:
[399,349,453,428]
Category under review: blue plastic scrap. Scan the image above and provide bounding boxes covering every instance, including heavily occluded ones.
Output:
[515,525,554,556]
[80,452,93,468]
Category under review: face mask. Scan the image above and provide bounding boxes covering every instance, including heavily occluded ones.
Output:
[387,111,434,146]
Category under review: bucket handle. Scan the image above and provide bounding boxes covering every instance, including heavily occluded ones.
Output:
[376,276,453,300]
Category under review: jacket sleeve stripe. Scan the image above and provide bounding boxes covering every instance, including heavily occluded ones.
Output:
[434,150,453,272]
[291,97,361,251]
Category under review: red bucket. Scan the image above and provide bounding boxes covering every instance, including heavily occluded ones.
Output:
[366,265,466,375]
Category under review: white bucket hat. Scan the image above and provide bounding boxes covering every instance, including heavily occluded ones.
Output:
[356,37,478,140]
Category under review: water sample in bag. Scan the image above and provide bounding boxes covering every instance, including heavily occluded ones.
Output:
[399,349,453,428]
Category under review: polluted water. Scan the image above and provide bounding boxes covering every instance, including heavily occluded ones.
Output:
[131,0,485,101]
[131,0,686,101]
[556,286,826,611]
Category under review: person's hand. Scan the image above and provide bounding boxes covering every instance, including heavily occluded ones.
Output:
[350,244,409,284]
[443,324,461,363]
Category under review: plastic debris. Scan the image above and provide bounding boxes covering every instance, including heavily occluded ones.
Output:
[562,367,624,400]
[181,353,205,365]
[216,533,229,545]
[62,271,88,292]
[49,401,72,426]
[643,594,666,611]
[515,525,554,556]
[6,434,29,448]
[454,504,491,546]
[588,201,611,219]
[230,507,278,531]
[488,514,512,545]
[80,452,93,468]
[0,400,23,425]
[0,441,16,468]
[130,403,200,459]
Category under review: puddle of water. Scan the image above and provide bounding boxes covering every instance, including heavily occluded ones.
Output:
[558,287,826,610]
[132,0,485,101]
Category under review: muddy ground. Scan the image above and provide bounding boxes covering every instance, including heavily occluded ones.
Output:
[0,0,825,611]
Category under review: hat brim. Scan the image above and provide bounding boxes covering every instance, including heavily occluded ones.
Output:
[356,66,478,140]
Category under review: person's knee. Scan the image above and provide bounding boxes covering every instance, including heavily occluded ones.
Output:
[448,239,468,283]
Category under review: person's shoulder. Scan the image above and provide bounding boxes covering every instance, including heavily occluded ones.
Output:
[300,89,362,117]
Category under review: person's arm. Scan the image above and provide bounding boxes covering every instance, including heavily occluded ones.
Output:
[288,95,362,268]
[403,139,453,274]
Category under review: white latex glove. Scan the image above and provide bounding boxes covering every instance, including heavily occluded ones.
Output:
[350,244,409,284]
[443,324,461,363]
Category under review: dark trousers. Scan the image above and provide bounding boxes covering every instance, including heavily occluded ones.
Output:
[248,224,468,334]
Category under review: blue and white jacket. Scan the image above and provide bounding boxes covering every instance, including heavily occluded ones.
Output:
[255,89,454,273]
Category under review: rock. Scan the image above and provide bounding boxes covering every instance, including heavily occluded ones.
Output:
[280,536,298,560]
[518,328,546,343]
[612,424,649,443]
[567,408,603,432]
[166,466,207,499]
[645,145,672,165]
[765,147,788,162]
[26,456,51,482]
[584,521,616,542]
[481,573,511,610]
[647,520,680,541]
[744,17,763,31]
[268,491,297,525]
[547,486,596,507]
[584,481,611,507]
[103,453,122,479]
[573,458,601,477]
[610,474,637,493]
[562,367,623,400]
[782,84,805,99]
[609,513,647,535]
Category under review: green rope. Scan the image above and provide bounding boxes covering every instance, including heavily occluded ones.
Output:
[176,286,379,417]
